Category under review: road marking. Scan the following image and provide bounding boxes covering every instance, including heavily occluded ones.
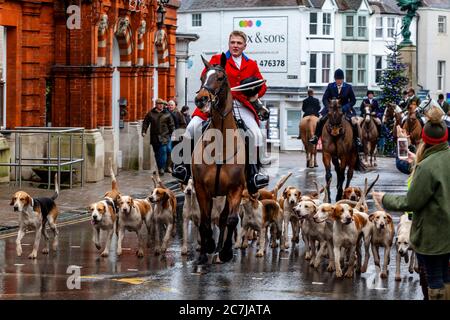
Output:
[312,282,324,285]
[112,277,146,285]
[252,277,263,280]
[161,287,180,293]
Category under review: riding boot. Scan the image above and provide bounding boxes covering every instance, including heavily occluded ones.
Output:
[352,122,363,152]
[246,145,269,195]
[309,115,328,145]
[172,138,195,185]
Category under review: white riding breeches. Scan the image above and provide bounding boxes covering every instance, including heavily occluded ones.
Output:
[184,101,264,147]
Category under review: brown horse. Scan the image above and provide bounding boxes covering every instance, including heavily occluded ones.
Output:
[382,103,402,141]
[322,99,363,201]
[402,102,422,148]
[299,115,319,168]
[192,54,246,265]
[360,103,379,167]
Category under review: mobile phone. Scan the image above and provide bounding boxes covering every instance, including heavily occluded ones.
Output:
[397,138,409,160]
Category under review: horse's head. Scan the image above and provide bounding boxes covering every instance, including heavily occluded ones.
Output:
[195,53,228,114]
[327,98,344,136]
[364,103,373,123]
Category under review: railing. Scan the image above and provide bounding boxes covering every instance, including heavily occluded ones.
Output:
[0,127,85,189]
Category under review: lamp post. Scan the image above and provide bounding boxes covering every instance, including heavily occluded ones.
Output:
[156,0,169,29]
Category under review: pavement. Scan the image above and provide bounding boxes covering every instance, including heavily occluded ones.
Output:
[0,169,182,236]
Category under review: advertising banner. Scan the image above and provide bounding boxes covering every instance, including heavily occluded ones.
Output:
[233,16,288,73]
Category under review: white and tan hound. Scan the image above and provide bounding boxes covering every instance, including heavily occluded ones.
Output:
[10,176,60,259]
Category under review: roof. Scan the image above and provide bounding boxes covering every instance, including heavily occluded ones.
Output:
[422,0,450,10]
[335,0,364,11]
[179,0,307,11]
[368,0,402,14]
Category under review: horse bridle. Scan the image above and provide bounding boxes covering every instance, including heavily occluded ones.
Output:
[198,66,231,119]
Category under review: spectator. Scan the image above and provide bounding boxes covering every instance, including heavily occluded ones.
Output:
[166,100,187,173]
[181,105,191,125]
[438,94,450,115]
[141,98,175,176]
[373,107,450,300]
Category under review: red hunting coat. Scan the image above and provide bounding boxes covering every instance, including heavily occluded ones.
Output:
[192,51,267,122]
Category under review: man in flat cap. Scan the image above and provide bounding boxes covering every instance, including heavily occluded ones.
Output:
[142,98,175,175]
[309,68,362,149]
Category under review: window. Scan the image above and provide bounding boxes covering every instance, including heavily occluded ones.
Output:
[358,16,367,38]
[438,61,445,91]
[345,16,354,37]
[310,53,317,83]
[438,16,447,34]
[376,17,383,38]
[322,54,331,83]
[323,13,331,35]
[192,13,202,27]
[357,54,367,84]
[310,12,317,35]
[345,54,353,83]
[375,56,383,84]
[387,17,395,38]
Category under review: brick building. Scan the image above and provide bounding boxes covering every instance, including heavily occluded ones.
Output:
[0,0,179,181]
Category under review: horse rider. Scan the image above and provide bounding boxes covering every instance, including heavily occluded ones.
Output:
[309,68,363,150]
[172,30,269,194]
[402,87,424,127]
[360,90,382,134]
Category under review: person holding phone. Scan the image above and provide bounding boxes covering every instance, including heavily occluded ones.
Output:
[373,107,450,300]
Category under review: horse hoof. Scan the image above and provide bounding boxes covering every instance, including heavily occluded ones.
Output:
[219,248,233,263]
[197,254,208,265]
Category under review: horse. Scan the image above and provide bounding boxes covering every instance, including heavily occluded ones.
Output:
[191,54,246,265]
[299,115,319,168]
[382,102,402,141]
[402,101,422,148]
[360,103,379,167]
[322,98,364,201]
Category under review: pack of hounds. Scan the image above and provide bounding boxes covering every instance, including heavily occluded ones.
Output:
[10,168,418,281]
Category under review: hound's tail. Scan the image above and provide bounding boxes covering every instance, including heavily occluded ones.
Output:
[271,172,292,198]
[51,173,59,200]
[365,174,380,197]
[110,158,118,191]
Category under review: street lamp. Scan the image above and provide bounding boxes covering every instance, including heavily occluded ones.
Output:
[157,0,169,29]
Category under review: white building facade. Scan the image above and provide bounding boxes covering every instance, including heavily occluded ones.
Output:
[417,1,450,97]
[177,0,420,151]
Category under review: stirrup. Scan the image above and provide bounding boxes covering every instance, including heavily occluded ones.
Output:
[309,135,319,145]
[172,164,190,184]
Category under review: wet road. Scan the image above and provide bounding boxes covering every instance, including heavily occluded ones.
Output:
[0,151,422,300]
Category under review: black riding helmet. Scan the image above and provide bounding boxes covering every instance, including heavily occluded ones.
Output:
[240,76,263,97]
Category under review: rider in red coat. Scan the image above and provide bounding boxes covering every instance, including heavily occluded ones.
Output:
[173,31,269,194]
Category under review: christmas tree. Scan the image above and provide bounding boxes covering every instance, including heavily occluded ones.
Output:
[378,31,409,156]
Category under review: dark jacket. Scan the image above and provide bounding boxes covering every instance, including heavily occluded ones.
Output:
[321,82,356,117]
[302,96,321,117]
[360,98,383,119]
[170,108,187,129]
[383,143,450,255]
[439,100,450,115]
[142,108,175,145]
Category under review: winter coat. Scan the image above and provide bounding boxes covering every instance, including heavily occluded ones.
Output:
[142,108,175,145]
[382,142,450,255]
[302,96,321,117]
[321,82,356,117]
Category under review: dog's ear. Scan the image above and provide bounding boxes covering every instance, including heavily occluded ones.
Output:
[162,191,170,203]
[9,197,15,206]
[349,207,354,216]
[330,205,337,220]
[282,187,288,199]
[25,195,32,207]
[297,191,302,200]
[386,213,393,223]
[130,197,134,207]
[369,214,375,221]
[180,183,186,193]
